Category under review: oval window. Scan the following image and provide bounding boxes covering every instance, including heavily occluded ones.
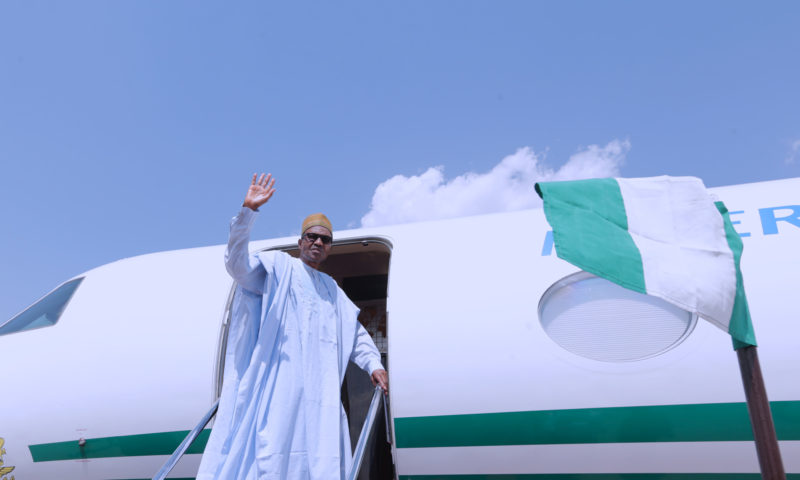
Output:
[538,272,696,362]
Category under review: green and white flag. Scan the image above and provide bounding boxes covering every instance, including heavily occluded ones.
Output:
[535,176,756,349]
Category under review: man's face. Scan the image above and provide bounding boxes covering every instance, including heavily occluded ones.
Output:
[298,225,332,268]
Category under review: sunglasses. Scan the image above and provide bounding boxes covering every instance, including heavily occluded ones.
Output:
[303,232,333,245]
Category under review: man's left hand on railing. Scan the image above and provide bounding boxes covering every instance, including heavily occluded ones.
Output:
[371,369,388,394]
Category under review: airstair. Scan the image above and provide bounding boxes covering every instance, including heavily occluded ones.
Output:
[152,386,390,480]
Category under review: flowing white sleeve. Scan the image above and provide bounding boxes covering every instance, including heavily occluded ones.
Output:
[224,207,266,294]
[350,322,384,375]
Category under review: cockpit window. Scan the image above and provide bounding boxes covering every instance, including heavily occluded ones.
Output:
[0,277,84,336]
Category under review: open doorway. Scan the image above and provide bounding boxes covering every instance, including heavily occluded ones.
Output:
[313,237,393,480]
[215,237,393,479]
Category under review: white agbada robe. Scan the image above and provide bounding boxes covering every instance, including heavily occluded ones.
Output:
[197,208,384,480]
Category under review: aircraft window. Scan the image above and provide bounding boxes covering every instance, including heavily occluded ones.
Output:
[538,272,696,362]
[0,277,84,336]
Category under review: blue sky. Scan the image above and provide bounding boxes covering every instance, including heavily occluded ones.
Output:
[2,1,799,321]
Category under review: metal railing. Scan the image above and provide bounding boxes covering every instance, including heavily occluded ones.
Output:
[347,386,387,480]
[152,399,219,480]
[153,386,387,480]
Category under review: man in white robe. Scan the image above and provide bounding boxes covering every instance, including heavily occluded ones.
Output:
[197,173,388,480]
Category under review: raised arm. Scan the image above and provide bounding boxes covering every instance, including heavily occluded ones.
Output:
[224,173,277,294]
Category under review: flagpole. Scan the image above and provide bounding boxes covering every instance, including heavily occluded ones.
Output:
[737,345,786,480]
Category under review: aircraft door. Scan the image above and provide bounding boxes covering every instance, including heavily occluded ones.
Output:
[214,238,394,479]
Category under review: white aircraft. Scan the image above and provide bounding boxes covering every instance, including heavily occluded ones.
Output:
[2,177,799,480]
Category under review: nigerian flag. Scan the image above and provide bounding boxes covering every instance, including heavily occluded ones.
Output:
[535,176,756,349]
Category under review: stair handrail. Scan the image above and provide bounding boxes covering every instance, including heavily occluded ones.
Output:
[347,386,385,480]
[152,399,219,480]
[153,386,384,480]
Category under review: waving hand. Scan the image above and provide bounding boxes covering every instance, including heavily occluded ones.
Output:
[243,173,276,211]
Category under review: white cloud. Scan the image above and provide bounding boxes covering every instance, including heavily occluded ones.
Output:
[785,140,800,165]
[361,139,630,227]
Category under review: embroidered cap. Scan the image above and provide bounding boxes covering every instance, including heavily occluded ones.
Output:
[301,213,332,235]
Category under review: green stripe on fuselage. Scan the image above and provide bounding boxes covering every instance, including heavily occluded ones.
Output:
[28,401,800,461]
[29,429,210,462]
[394,400,800,448]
